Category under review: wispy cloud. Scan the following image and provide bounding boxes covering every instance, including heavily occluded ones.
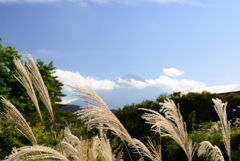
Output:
[53,69,120,91]
[163,68,185,76]
[0,0,201,6]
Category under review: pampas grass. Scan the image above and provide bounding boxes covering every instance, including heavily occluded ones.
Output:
[13,58,42,122]
[128,138,155,161]
[2,145,70,161]
[68,85,145,159]
[198,141,225,161]
[26,54,54,122]
[146,137,162,161]
[1,97,37,146]
[140,98,195,161]
[57,127,89,161]
[212,98,231,161]
[98,134,114,161]
[2,54,238,161]
[57,126,117,161]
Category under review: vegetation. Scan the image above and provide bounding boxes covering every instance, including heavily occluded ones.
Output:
[0,39,240,160]
[0,38,66,120]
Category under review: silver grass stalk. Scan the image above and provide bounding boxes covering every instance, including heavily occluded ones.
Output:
[98,134,114,161]
[2,145,69,161]
[75,137,88,161]
[198,141,225,161]
[1,97,37,145]
[212,98,231,161]
[63,127,81,146]
[58,140,79,160]
[26,53,54,122]
[13,58,43,122]
[24,154,63,161]
[89,136,101,161]
[69,85,143,156]
[128,138,155,161]
[146,137,162,161]
[140,98,195,161]
[57,127,81,160]
[57,127,98,161]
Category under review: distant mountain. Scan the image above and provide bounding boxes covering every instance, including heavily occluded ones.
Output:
[58,104,81,113]
[58,104,119,114]
[119,74,146,82]
[69,74,165,109]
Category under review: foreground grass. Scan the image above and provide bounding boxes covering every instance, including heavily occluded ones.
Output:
[0,54,240,161]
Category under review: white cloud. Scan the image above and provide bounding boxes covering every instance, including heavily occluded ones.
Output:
[53,68,205,94]
[117,77,148,89]
[59,97,78,104]
[0,0,201,6]
[129,79,149,89]
[146,76,206,92]
[117,74,205,91]
[163,68,185,76]
[117,78,131,84]
[52,69,120,91]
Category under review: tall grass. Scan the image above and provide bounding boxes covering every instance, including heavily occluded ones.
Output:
[0,55,236,161]
[140,98,195,161]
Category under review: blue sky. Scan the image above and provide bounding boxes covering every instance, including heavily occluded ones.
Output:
[1,0,240,105]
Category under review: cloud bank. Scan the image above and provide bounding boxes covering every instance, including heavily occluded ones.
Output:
[163,68,185,76]
[53,69,206,93]
[53,69,120,91]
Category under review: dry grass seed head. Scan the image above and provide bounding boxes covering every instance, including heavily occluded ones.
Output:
[146,137,162,161]
[212,98,231,160]
[69,85,143,156]
[1,97,37,145]
[128,138,155,161]
[2,145,69,161]
[98,134,114,161]
[13,58,43,122]
[26,53,54,122]
[140,98,195,161]
[89,136,101,161]
[198,141,225,161]
[57,127,89,161]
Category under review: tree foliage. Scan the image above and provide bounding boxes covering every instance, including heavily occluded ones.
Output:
[157,91,239,124]
[0,39,65,119]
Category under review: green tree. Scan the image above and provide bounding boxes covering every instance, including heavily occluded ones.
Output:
[0,38,24,109]
[157,91,239,123]
[0,39,66,119]
[0,39,68,158]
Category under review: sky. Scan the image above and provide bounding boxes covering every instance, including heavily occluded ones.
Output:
[1,0,240,107]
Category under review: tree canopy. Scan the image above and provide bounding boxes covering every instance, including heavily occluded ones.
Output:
[0,38,66,119]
